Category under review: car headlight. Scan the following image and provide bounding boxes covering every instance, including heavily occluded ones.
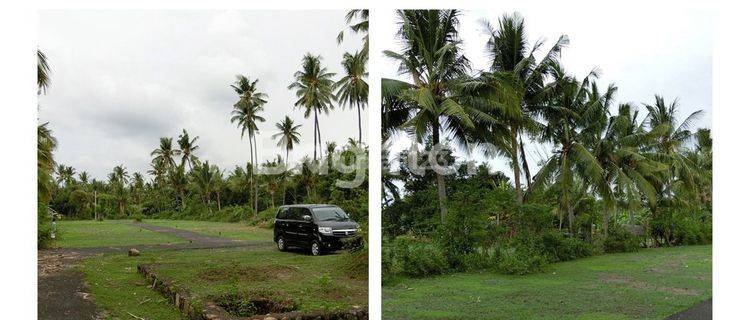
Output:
[318,227,333,235]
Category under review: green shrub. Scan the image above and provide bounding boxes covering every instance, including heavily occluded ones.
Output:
[438,204,488,269]
[492,246,548,275]
[38,202,54,249]
[131,213,145,222]
[539,231,597,262]
[603,225,641,253]
[457,250,492,271]
[386,236,449,278]
[673,215,712,245]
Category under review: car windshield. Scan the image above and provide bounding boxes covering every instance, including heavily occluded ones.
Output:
[312,207,350,221]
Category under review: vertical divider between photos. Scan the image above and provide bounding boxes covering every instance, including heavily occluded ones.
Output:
[367,7,383,319]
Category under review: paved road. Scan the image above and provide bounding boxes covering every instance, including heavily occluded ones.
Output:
[38,222,272,320]
[665,299,712,320]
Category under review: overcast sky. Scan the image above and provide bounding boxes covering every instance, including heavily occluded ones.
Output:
[39,10,366,180]
[380,9,713,180]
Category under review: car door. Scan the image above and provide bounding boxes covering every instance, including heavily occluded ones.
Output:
[287,207,304,245]
[297,207,316,245]
[275,207,291,241]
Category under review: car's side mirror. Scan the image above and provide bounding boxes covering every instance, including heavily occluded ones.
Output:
[302,215,312,222]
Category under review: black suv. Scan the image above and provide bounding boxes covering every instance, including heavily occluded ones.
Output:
[274,204,359,256]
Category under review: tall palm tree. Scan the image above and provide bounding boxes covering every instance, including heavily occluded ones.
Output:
[78,171,90,184]
[37,49,51,94]
[592,103,664,235]
[231,75,267,217]
[481,13,569,199]
[336,50,369,145]
[110,165,130,216]
[289,54,337,161]
[177,129,199,170]
[56,164,76,187]
[531,65,606,235]
[131,172,145,205]
[272,116,302,166]
[168,164,188,210]
[210,165,224,211]
[191,161,216,212]
[151,137,179,169]
[337,9,369,53]
[382,10,486,222]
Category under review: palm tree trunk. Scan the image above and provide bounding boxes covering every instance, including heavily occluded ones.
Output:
[253,134,259,217]
[567,195,575,236]
[283,149,289,205]
[603,202,610,237]
[518,133,533,188]
[313,109,319,161]
[432,120,448,223]
[216,191,222,211]
[511,127,523,204]
[316,116,323,160]
[247,129,255,218]
[357,104,362,145]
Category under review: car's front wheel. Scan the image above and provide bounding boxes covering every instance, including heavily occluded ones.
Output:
[277,237,287,251]
[311,240,324,256]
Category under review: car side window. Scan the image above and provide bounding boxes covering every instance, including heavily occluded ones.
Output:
[300,208,312,221]
[288,208,302,221]
[277,208,289,220]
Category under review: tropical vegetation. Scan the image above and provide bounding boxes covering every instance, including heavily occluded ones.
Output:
[382,10,711,279]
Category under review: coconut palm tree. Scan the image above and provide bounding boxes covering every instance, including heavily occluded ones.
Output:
[109,165,130,217]
[591,103,664,235]
[289,54,337,161]
[643,95,704,200]
[272,116,302,166]
[130,172,145,205]
[151,137,179,169]
[231,75,267,217]
[337,9,369,53]
[191,161,216,212]
[481,13,569,197]
[56,164,76,187]
[38,49,51,94]
[531,65,606,235]
[336,50,368,145]
[210,165,224,211]
[168,164,188,210]
[177,129,200,170]
[382,10,487,222]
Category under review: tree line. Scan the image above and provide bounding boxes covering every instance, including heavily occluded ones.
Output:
[382,10,711,277]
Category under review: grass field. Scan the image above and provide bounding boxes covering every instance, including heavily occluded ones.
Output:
[53,220,186,248]
[144,219,274,242]
[80,246,366,318]
[383,245,711,320]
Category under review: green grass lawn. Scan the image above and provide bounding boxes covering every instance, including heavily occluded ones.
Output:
[53,220,186,248]
[79,253,186,320]
[383,245,711,320]
[80,246,366,318]
[144,219,274,242]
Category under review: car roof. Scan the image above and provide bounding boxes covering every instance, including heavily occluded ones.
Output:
[279,204,337,209]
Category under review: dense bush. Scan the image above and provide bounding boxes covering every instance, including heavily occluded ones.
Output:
[38,203,54,249]
[492,246,548,275]
[384,236,449,278]
[538,231,598,262]
[603,225,641,253]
